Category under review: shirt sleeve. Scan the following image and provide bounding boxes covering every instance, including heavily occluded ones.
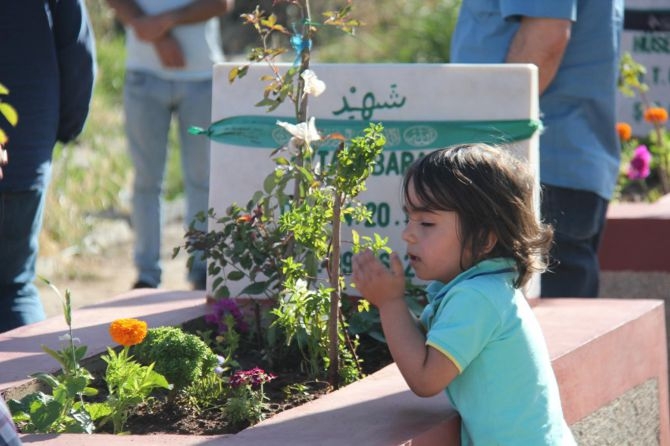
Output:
[425,289,502,373]
[51,0,97,143]
[500,0,577,21]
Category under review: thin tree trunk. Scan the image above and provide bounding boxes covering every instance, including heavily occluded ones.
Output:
[327,193,342,387]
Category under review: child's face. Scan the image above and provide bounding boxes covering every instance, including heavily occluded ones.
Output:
[402,183,469,284]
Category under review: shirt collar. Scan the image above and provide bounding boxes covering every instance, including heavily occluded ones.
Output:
[425,257,517,304]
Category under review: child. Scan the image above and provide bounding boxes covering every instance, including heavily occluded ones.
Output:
[352,144,575,445]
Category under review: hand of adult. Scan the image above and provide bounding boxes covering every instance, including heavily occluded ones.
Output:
[153,34,185,68]
[131,13,174,42]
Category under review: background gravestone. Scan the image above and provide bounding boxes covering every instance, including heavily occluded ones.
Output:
[617,0,670,136]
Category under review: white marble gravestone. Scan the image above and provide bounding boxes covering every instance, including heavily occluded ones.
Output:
[207,63,540,297]
[617,0,670,136]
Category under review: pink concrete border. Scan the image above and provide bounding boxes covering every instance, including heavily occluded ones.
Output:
[2,292,668,445]
[535,298,669,441]
[0,290,208,394]
[599,194,670,272]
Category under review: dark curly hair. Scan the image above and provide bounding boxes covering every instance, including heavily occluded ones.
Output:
[402,143,553,288]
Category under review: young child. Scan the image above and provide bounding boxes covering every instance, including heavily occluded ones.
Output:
[352,144,575,445]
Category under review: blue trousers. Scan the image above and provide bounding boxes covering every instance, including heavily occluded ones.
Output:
[540,184,609,298]
[124,71,211,288]
[0,189,47,332]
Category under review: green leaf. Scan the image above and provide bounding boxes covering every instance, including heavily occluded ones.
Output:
[29,395,63,431]
[0,103,18,126]
[41,345,66,367]
[240,281,270,295]
[86,402,113,421]
[227,270,245,281]
[31,372,61,389]
[215,285,230,298]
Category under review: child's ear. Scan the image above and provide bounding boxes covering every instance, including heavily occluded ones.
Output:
[482,231,498,255]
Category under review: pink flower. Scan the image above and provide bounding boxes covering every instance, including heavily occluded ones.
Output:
[205,298,249,334]
[229,367,276,388]
[628,145,652,180]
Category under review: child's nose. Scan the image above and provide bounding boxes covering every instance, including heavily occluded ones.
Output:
[401,225,413,243]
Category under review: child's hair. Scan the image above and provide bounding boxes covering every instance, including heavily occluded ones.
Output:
[402,143,553,288]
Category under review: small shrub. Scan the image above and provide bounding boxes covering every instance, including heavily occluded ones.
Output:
[132,326,219,392]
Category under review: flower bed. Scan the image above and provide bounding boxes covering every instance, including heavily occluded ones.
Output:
[2,289,392,437]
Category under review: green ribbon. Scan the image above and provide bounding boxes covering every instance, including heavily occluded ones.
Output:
[189,115,542,151]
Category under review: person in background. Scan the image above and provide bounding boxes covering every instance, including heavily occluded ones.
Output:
[0,1,96,333]
[105,0,234,291]
[450,1,624,297]
[353,144,574,445]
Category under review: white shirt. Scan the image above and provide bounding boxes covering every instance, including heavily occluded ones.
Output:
[125,0,224,80]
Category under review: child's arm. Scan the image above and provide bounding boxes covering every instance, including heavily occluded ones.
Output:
[353,250,459,397]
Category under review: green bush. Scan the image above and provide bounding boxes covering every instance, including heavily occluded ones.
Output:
[132,326,219,391]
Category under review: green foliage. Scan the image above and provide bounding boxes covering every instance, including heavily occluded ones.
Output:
[317,0,462,63]
[0,82,18,146]
[184,371,227,412]
[8,284,97,434]
[91,346,171,434]
[180,1,396,386]
[272,278,332,377]
[224,368,275,428]
[616,52,670,201]
[132,326,219,391]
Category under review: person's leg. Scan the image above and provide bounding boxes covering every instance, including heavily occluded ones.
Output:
[124,71,173,288]
[175,78,212,289]
[540,184,609,298]
[0,189,47,332]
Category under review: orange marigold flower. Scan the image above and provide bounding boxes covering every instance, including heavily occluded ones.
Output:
[109,318,147,346]
[643,107,668,125]
[616,122,632,142]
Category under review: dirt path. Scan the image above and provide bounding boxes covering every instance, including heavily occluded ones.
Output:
[36,214,193,319]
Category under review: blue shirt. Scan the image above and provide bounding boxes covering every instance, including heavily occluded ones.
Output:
[421,258,575,445]
[451,0,624,200]
[0,0,96,192]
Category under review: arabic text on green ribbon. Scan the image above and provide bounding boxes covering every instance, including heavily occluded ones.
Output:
[189,115,542,151]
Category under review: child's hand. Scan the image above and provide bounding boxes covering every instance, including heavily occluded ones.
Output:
[352,250,405,308]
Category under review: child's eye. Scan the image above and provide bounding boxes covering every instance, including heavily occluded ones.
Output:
[420,222,435,227]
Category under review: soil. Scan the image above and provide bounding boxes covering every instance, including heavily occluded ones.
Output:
[98,334,392,436]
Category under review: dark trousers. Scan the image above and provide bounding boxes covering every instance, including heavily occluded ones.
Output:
[0,189,47,332]
[540,184,609,298]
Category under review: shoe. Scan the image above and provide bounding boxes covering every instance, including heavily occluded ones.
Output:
[132,280,157,290]
[191,277,207,291]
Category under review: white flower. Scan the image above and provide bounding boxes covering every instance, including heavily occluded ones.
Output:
[301,69,326,97]
[59,333,80,344]
[276,117,321,153]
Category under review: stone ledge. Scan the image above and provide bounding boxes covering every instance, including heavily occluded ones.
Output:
[599,195,670,272]
[1,292,668,445]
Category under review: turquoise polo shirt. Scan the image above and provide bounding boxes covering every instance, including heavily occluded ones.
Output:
[421,258,575,445]
[450,0,624,200]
